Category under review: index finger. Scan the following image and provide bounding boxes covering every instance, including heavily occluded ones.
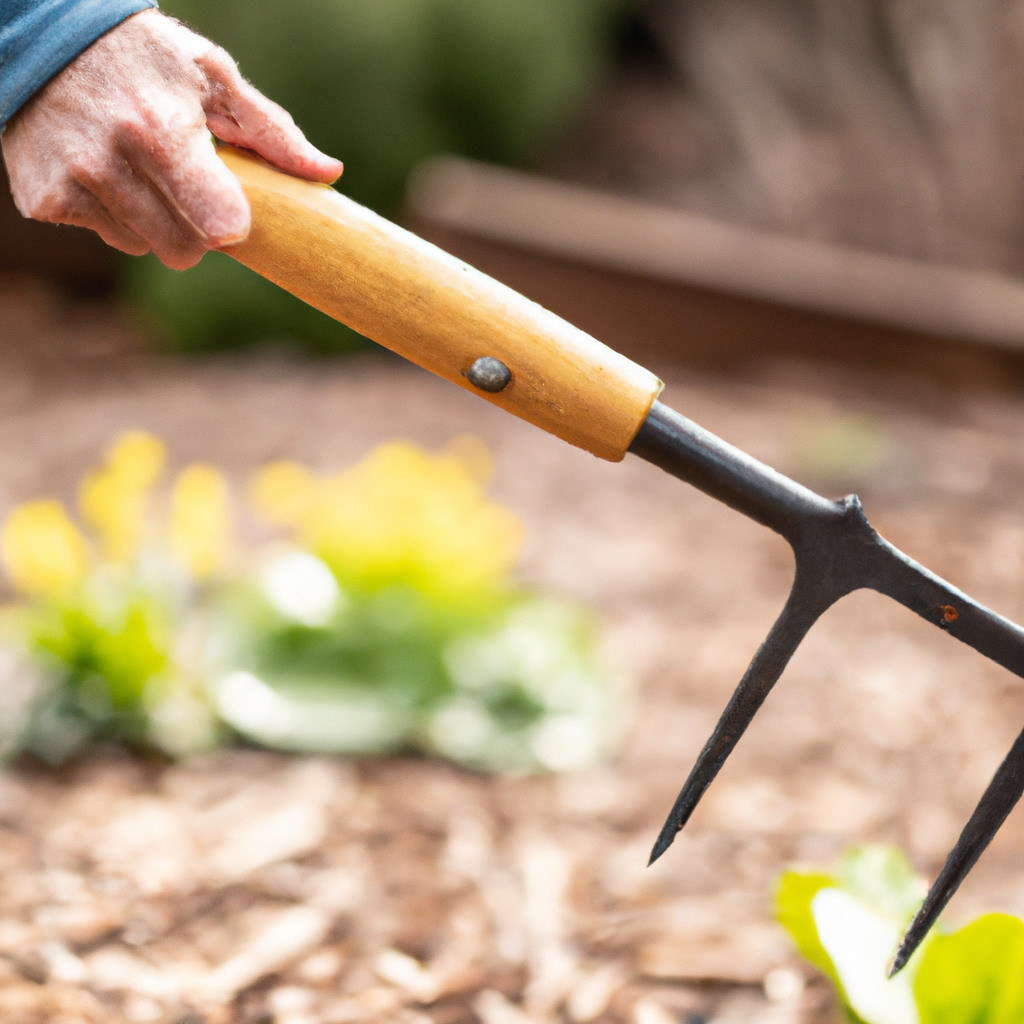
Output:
[198,47,343,184]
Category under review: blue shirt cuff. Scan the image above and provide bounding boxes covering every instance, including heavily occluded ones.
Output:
[0,0,159,132]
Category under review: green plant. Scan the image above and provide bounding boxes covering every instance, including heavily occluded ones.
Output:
[220,439,617,771]
[776,845,1024,1024]
[0,433,228,761]
[0,431,618,773]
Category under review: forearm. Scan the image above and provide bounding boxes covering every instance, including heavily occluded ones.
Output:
[0,0,158,132]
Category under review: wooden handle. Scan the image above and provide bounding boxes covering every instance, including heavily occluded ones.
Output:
[218,146,663,462]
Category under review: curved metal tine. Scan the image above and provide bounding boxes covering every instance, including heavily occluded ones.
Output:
[649,575,833,865]
[861,535,1024,973]
[871,535,1024,679]
[889,723,1024,976]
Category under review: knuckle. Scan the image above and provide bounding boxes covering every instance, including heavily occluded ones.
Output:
[114,108,157,144]
[67,153,109,190]
[116,104,204,157]
[198,45,241,86]
[118,111,147,137]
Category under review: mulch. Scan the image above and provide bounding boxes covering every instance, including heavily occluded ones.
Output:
[1,279,1024,1023]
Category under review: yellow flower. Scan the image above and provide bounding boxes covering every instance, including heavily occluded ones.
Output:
[1,500,89,598]
[250,460,316,528]
[79,430,166,562]
[252,441,523,601]
[169,465,231,580]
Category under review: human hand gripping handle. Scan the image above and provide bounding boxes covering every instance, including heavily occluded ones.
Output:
[1,10,343,271]
[216,146,664,461]
[2,2,659,458]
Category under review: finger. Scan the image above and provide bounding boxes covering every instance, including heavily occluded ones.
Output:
[30,181,151,257]
[73,156,209,270]
[198,47,343,183]
[120,113,252,251]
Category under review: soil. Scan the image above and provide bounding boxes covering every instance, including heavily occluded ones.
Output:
[2,279,1024,1024]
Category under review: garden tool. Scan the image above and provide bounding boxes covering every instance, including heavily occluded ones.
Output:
[215,145,1024,974]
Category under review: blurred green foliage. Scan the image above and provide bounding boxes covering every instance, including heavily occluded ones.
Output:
[0,432,618,773]
[915,914,1024,1024]
[21,595,170,762]
[777,845,1024,1024]
[225,441,616,771]
[127,0,628,352]
[219,580,610,772]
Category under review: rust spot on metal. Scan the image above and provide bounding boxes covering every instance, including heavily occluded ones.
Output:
[941,605,959,623]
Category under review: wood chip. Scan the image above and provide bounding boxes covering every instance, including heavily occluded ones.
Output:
[198,905,332,1005]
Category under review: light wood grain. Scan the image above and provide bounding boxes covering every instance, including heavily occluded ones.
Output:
[217,146,663,462]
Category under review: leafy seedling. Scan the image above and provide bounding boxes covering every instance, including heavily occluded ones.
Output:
[777,845,1024,1024]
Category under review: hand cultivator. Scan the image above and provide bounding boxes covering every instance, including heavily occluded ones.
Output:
[217,145,1024,974]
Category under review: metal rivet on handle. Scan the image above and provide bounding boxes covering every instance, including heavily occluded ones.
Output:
[467,357,512,393]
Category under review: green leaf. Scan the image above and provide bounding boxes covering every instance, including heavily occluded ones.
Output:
[776,871,840,983]
[776,872,873,1022]
[916,914,1024,1024]
[812,887,919,1024]
[839,846,927,923]
[776,847,930,1024]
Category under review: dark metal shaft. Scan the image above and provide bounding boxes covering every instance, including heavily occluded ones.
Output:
[628,401,837,538]
[629,400,1024,972]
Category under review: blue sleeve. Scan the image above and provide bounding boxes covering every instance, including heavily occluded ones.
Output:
[0,0,159,132]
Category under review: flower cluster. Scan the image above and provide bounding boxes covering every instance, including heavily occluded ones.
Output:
[250,438,522,604]
[0,431,617,773]
[0,432,227,761]
[221,438,615,772]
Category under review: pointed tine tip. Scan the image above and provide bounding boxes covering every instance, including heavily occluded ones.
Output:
[647,827,676,867]
[887,899,939,978]
[886,839,984,979]
[886,942,912,979]
[889,722,1024,974]
[896,724,1024,976]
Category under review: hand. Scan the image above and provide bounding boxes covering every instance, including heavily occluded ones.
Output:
[1,9,343,270]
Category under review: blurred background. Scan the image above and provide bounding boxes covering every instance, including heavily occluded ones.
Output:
[5,1,1024,1022]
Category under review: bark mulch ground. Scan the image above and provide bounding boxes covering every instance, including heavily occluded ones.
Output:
[2,279,1024,1023]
